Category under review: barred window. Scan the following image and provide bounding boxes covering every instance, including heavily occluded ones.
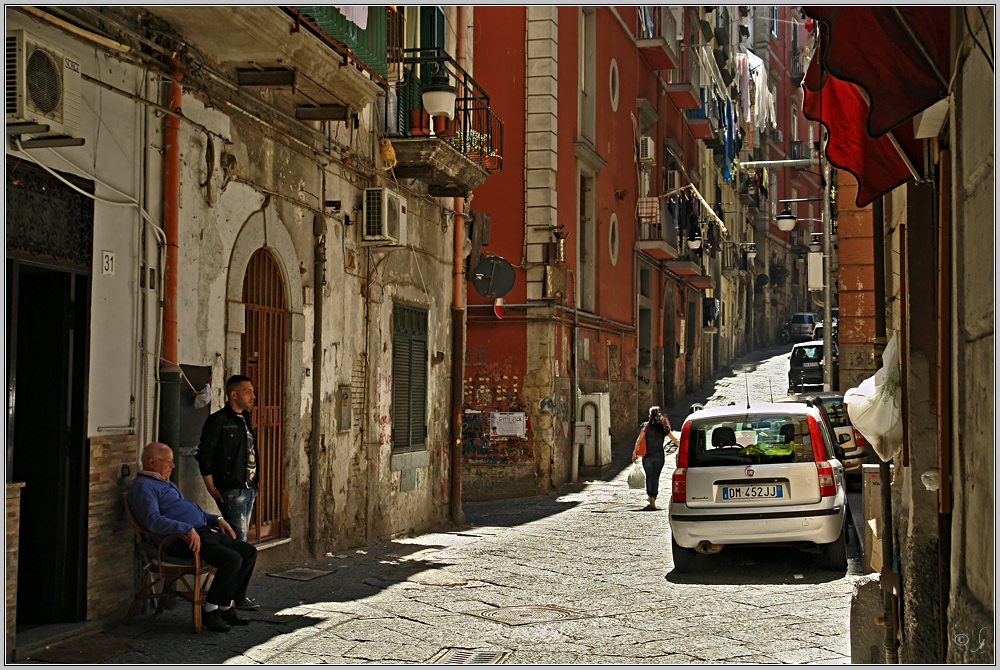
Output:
[392,304,428,453]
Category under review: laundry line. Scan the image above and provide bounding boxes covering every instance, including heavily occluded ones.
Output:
[658,183,727,235]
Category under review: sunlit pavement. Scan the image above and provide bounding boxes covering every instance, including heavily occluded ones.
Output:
[95,344,860,665]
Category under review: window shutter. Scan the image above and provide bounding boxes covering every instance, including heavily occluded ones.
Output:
[391,304,428,453]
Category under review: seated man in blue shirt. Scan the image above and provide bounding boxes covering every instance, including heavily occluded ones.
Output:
[127,442,257,632]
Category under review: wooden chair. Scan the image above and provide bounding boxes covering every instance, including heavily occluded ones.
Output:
[123,492,217,633]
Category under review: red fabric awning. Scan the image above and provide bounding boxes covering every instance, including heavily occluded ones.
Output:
[803,52,922,207]
[801,8,950,207]
[804,7,950,138]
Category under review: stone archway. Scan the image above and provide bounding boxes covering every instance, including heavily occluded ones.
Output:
[225,203,305,542]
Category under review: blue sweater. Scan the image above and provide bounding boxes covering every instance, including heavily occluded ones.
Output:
[127,472,219,542]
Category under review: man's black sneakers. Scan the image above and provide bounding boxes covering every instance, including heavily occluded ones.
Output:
[203,609,231,632]
[235,595,260,611]
[221,607,249,626]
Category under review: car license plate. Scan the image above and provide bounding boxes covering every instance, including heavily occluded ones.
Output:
[721,484,783,500]
[803,362,820,367]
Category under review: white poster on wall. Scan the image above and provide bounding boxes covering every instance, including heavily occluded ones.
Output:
[490,412,526,438]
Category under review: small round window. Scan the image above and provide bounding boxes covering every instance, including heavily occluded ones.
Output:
[609,59,620,112]
[609,213,619,265]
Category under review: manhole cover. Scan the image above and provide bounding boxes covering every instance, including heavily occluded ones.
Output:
[268,567,333,581]
[474,605,584,626]
[429,648,509,664]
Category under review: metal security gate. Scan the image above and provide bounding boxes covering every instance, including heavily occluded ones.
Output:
[241,249,285,543]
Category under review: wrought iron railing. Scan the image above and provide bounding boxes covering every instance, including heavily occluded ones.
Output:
[287,6,402,84]
[637,6,679,57]
[636,198,679,248]
[391,48,503,173]
[667,45,701,87]
[721,241,746,274]
[686,87,719,132]
[790,139,807,159]
[790,51,805,79]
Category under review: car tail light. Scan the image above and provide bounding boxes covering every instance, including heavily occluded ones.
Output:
[672,469,687,503]
[853,426,867,446]
[808,415,836,497]
[672,422,691,503]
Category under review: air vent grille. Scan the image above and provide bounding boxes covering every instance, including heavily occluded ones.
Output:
[6,36,18,114]
[26,46,62,114]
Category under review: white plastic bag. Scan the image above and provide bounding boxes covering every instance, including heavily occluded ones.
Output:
[844,333,903,460]
[627,461,646,489]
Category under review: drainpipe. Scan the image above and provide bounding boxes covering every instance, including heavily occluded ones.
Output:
[872,196,898,664]
[309,209,326,545]
[159,56,183,465]
[449,5,467,527]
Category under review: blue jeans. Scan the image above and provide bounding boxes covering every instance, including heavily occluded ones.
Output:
[642,453,665,501]
[218,487,256,542]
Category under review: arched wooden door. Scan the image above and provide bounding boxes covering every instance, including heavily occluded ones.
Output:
[241,249,285,543]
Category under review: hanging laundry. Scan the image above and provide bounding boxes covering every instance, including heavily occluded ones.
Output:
[723,98,734,183]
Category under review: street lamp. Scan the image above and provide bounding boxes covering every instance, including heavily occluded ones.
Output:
[741,242,757,262]
[421,70,458,119]
[809,233,822,252]
[776,206,797,232]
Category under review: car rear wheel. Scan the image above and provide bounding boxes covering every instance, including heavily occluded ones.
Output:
[671,537,699,573]
[818,524,848,571]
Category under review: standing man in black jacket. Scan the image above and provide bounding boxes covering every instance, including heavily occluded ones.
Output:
[198,374,260,611]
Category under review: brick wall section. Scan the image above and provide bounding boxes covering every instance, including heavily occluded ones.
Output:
[6,483,25,660]
[836,172,877,391]
[87,434,139,621]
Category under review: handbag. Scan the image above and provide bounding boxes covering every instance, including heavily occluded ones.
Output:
[636,423,648,457]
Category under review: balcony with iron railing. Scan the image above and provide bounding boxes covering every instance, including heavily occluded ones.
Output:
[686,87,719,141]
[145,6,390,116]
[665,48,702,108]
[721,241,749,277]
[382,48,504,197]
[790,50,805,86]
[636,6,679,70]
[789,139,808,160]
[635,197,680,260]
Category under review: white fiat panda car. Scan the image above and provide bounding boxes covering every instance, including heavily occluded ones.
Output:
[667,401,848,572]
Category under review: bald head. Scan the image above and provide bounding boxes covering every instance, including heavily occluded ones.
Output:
[141,442,171,470]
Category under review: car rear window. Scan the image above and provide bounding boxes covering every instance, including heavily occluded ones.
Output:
[791,314,808,324]
[686,414,817,467]
[791,345,822,364]
[819,399,849,427]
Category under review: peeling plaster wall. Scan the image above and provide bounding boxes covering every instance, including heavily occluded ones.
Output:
[947,9,994,661]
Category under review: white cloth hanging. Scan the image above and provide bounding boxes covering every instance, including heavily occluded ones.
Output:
[336,5,368,30]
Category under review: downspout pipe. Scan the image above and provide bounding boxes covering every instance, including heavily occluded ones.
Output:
[872,196,898,664]
[159,56,183,467]
[163,56,182,368]
[309,211,326,545]
[449,5,467,527]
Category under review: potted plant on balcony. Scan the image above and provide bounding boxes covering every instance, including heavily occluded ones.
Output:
[449,129,498,169]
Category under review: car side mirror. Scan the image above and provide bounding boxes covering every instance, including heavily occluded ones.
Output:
[838,433,851,444]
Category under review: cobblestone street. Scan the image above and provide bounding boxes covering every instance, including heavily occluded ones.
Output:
[66,345,862,665]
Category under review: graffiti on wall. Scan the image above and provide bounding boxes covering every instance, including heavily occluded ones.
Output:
[462,362,534,464]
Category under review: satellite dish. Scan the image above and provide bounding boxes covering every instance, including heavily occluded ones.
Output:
[756,273,770,288]
[472,255,515,299]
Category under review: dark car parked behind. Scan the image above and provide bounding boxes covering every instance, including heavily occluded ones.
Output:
[788,340,839,394]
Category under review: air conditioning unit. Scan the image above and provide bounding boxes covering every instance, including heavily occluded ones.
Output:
[361,187,406,245]
[666,169,680,191]
[6,30,83,137]
[772,128,783,143]
[638,136,655,164]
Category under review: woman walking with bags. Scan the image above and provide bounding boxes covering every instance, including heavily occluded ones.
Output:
[632,406,673,510]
